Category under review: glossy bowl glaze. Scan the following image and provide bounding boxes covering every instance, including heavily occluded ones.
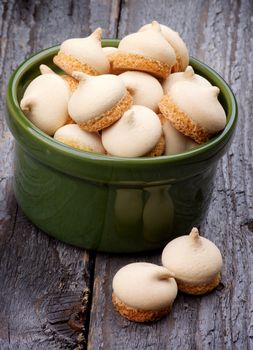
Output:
[6,40,237,252]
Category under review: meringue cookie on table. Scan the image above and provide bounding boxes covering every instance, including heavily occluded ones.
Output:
[139,22,189,72]
[119,71,163,112]
[20,64,70,135]
[53,28,110,76]
[162,227,223,295]
[112,262,177,322]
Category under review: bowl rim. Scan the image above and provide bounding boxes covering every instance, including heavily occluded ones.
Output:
[6,39,238,166]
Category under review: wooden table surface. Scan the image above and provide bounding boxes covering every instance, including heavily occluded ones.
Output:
[0,0,252,349]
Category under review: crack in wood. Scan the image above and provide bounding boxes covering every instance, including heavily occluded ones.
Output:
[68,0,74,17]
[116,0,123,38]
[73,288,91,350]
[247,220,253,233]
[239,219,253,233]
[81,253,96,350]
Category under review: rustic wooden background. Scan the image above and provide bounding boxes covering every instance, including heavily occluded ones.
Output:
[0,0,252,349]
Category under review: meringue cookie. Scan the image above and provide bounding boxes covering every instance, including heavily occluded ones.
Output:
[139,22,189,72]
[39,64,78,93]
[61,75,79,93]
[159,81,227,144]
[54,124,105,154]
[101,105,163,157]
[112,21,176,79]
[162,117,197,155]
[102,47,119,73]
[39,64,55,75]
[102,46,118,60]
[163,66,212,95]
[119,71,163,112]
[20,65,70,135]
[53,28,110,76]
[112,262,177,322]
[162,227,223,295]
[68,72,132,132]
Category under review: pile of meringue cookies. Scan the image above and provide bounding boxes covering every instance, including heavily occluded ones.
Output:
[112,227,223,322]
[20,21,227,157]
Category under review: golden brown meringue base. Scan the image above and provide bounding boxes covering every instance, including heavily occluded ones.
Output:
[65,117,75,125]
[61,75,78,125]
[158,94,211,144]
[177,273,221,295]
[146,134,165,157]
[145,114,165,157]
[78,91,133,132]
[171,53,184,73]
[108,54,120,74]
[61,75,79,93]
[112,52,171,79]
[112,293,171,322]
[53,51,99,76]
[55,136,95,152]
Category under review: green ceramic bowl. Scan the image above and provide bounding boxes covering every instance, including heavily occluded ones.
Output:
[6,40,237,253]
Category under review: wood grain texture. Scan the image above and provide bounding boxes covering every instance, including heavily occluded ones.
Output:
[88,0,253,349]
[1,0,253,349]
[0,0,118,349]
[0,209,92,350]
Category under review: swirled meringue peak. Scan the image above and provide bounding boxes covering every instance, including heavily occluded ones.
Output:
[163,65,212,95]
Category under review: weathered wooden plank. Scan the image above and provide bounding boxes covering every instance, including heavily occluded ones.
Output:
[0,2,94,348]
[88,0,253,349]
[1,0,253,349]
[89,0,121,37]
[0,209,92,350]
[0,0,119,349]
